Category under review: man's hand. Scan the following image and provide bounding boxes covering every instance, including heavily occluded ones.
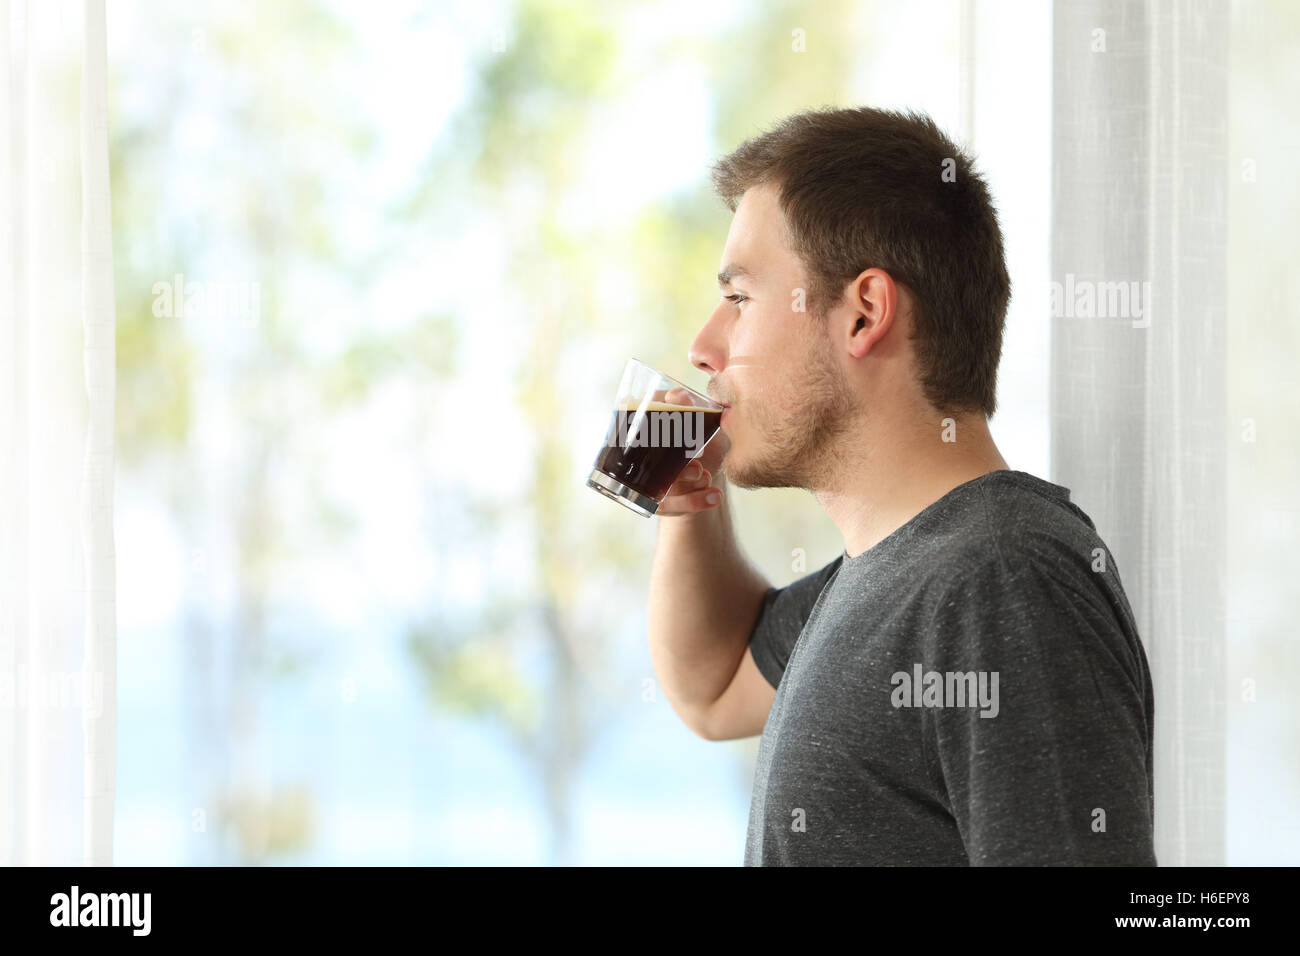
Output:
[656,387,730,516]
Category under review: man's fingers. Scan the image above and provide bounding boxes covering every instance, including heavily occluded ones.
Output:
[669,462,709,493]
[658,485,723,515]
[657,461,721,515]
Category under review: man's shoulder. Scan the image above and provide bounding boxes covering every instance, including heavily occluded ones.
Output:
[924,470,1110,577]
[907,472,1143,650]
[896,471,1132,623]
[826,470,1134,631]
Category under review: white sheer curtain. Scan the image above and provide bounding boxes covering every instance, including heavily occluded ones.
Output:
[0,0,116,866]
[1050,0,1227,865]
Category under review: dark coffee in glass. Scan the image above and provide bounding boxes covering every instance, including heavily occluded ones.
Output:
[586,360,724,517]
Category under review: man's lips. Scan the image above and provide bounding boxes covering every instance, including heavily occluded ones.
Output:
[708,383,732,421]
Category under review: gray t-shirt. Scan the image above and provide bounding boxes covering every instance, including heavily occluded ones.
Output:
[744,469,1156,866]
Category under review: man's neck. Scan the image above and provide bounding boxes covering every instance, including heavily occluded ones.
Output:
[813,411,1009,559]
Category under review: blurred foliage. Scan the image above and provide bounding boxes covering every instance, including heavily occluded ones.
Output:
[409,609,542,733]
[215,783,317,858]
[110,0,443,864]
[318,313,459,407]
[406,0,619,204]
[112,0,863,865]
[103,0,1300,865]
[402,0,858,864]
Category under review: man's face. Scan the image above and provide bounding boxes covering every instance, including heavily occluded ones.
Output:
[689,183,859,490]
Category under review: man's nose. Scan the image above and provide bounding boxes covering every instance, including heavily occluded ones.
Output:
[689,306,727,376]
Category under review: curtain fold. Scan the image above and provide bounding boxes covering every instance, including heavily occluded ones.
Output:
[1051,0,1228,865]
[0,0,116,866]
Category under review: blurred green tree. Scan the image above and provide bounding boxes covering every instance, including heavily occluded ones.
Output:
[405,0,858,864]
[111,0,455,863]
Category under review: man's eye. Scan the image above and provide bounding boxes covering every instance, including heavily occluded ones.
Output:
[724,294,748,306]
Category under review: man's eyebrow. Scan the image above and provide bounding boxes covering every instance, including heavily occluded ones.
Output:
[717,264,754,287]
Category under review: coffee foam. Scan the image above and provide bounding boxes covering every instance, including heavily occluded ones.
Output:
[616,400,721,413]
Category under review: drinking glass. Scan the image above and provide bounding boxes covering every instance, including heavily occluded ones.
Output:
[586,358,725,517]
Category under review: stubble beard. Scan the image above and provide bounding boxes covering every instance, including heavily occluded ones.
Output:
[723,329,860,492]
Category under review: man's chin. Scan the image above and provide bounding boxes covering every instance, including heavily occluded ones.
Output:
[723,452,805,491]
[719,450,755,488]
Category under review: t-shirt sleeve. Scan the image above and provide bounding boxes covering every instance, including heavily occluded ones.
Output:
[748,556,844,691]
[921,555,1156,866]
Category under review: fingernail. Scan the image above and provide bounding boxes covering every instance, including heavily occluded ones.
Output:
[705,492,721,506]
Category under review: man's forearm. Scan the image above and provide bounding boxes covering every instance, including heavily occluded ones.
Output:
[647,479,770,729]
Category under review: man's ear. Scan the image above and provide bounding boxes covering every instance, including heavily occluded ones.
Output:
[845,267,899,359]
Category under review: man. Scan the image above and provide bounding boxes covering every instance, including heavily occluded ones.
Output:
[647,107,1156,866]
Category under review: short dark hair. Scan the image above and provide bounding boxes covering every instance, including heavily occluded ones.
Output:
[710,106,1010,418]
